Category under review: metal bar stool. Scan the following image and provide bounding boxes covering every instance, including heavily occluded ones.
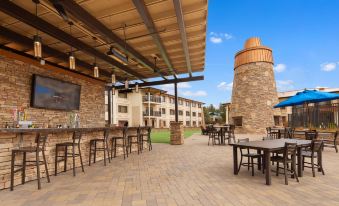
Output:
[55,131,84,176]
[10,133,50,190]
[127,127,141,154]
[89,128,111,166]
[140,126,152,152]
[111,127,128,159]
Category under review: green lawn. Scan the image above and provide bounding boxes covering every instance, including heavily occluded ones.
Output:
[151,128,200,144]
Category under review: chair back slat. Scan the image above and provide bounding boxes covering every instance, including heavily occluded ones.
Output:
[311,140,323,154]
[305,130,318,140]
[284,142,297,158]
[72,131,82,144]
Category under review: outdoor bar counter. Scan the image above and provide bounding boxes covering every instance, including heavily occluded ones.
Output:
[0,126,136,190]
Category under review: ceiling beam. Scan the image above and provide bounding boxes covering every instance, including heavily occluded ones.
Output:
[0,26,125,81]
[132,0,177,78]
[52,0,168,80]
[0,0,146,80]
[173,0,192,77]
[113,75,204,90]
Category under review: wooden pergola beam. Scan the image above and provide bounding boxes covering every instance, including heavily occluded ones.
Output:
[173,0,192,77]
[0,0,146,80]
[112,75,204,90]
[52,0,168,80]
[132,0,177,78]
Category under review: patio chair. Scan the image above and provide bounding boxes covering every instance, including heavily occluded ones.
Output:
[10,133,50,190]
[302,140,325,177]
[208,127,220,146]
[225,124,236,144]
[237,138,263,176]
[89,128,111,166]
[200,125,208,135]
[271,142,299,185]
[284,127,295,139]
[140,126,152,151]
[322,131,338,153]
[111,127,128,159]
[127,127,141,154]
[55,130,84,177]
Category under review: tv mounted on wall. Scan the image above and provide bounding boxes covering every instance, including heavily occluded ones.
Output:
[31,74,81,110]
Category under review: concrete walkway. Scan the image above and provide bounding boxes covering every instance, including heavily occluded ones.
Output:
[1,134,339,206]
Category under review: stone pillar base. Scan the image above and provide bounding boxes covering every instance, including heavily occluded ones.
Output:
[170,122,184,145]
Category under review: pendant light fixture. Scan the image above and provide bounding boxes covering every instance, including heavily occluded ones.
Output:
[92,37,99,77]
[33,1,42,59]
[68,22,75,70]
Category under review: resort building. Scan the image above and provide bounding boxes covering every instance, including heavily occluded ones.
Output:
[105,87,204,128]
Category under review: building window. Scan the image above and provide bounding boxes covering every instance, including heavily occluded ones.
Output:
[198,104,201,108]
[161,96,166,102]
[274,116,280,126]
[161,108,166,114]
[179,99,183,105]
[233,116,243,127]
[198,121,201,126]
[163,121,166,127]
[179,110,183,116]
[118,105,128,113]
[118,121,128,127]
[192,112,196,117]
[192,103,196,107]
[198,113,201,117]
[186,101,190,107]
[170,98,175,104]
[186,121,190,126]
[118,92,127,99]
[193,121,196,126]
[170,109,175,115]
[186,111,190,116]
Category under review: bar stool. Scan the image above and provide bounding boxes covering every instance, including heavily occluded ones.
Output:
[55,131,84,176]
[127,127,141,154]
[111,127,128,159]
[10,133,50,190]
[140,127,152,152]
[89,129,111,166]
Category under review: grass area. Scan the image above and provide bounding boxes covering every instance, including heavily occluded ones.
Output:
[151,128,200,144]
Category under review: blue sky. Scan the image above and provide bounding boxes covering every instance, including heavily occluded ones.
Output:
[160,0,339,106]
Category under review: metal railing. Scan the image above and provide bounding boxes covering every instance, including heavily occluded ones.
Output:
[142,96,162,103]
[288,103,339,129]
[143,110,161,117]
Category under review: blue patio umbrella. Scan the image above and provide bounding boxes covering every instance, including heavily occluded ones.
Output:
[274,90,339,108]
[274,90,339,128]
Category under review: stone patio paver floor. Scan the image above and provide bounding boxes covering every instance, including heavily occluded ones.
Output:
[1,134,339,206]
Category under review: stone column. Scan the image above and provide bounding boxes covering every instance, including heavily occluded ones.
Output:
[170,122,184,145]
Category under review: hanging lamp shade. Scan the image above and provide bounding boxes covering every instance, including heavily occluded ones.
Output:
[93,64,99,77]
[69,52,75,70]
[125,79,129,89]
[111,74,116,84]
[33,35,42,59]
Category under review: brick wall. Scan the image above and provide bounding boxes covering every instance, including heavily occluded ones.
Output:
[0,54,111,189]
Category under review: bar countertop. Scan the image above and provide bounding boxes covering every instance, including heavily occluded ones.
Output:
[0,127,126,134]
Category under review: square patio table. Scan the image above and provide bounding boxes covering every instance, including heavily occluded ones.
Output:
[231,139,317,185]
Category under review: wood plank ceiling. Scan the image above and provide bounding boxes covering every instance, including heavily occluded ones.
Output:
[0,0,207,83]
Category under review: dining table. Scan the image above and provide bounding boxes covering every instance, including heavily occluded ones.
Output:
[230,138,319,185]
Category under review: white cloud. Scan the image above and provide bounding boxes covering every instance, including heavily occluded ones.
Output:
[276,80,294,91]
[274,64,286,73]
[181,90,207,97]
[209,32,233,44]
[210,36,223,44]
[217,81,233,91]
[320,62,337,72]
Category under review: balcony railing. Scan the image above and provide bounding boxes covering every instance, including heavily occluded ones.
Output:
[142,96,162,103]
[143,110,161,117]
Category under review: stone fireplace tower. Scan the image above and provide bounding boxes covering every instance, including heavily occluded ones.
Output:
[229,37,280,134]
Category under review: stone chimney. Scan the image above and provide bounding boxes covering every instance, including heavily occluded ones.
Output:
[229,37,280,134]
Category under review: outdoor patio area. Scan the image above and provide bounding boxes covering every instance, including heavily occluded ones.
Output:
[1,134,339,206]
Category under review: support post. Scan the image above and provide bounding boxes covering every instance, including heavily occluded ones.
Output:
[108,89,112,125]
[174,82,178,122]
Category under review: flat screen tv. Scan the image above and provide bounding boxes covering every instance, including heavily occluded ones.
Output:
[31,74,81,110]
